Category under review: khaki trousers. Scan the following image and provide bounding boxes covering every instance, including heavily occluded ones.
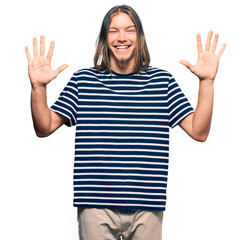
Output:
[78,207,163,240]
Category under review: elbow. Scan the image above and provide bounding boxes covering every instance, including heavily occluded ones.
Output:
[35,131,50,138]
[195,136,207,142]
[34,126,51,138]
[36,133,49,138]
[193,133,209,142]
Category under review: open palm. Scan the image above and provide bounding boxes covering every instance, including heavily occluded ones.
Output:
[25,36,68,87]
[180,31,226,81]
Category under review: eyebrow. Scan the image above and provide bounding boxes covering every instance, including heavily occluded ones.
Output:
[109,25,136,30]
[126,25,136,29]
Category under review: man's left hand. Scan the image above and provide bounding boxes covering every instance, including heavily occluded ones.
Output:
[180,30,226,82]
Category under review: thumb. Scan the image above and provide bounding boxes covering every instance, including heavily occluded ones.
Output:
[179,60,192,70]
[54,64,69,76]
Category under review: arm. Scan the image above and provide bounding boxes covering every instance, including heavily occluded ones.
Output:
[179,31,226,142]
[25,36,69,137]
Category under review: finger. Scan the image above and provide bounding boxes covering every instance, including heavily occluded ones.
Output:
[25,46,32,64]
[40,35,45,56]
[47,40,55,61]
[33,37,38,57]
[179,60,193,70]
[197,33,203,53]
[217,43,226,58]
[211,33,219,53]
[54,64,69,76]
[205,30,213,51]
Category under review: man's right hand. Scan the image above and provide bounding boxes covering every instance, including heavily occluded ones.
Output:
[26,36,69,137]
[25,35,68,88]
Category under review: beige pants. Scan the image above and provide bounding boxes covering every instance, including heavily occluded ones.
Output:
[78,207,163,240]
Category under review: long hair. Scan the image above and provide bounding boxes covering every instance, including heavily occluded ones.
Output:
[94,5,150,73]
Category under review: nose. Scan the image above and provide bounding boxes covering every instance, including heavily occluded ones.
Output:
[117,30,127,43]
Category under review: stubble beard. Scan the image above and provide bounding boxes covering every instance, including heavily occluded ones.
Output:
[110,49,136,69]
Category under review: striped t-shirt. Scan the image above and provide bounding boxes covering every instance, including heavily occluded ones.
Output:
[51,66,194,211]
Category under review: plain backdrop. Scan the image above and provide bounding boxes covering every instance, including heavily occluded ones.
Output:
[1,0,250,239]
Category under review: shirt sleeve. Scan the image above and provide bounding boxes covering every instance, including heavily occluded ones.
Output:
[50,73,78,127]
[167,76,194,128]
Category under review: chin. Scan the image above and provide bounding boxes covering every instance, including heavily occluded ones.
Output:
[112,53,135,68]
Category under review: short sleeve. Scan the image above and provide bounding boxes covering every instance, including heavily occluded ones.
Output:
[50,73,78,127]
[167,76,194,128]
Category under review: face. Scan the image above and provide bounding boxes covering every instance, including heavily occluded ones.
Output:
[107,12,137,73]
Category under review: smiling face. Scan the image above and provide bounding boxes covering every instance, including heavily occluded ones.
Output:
[107,12,137,74]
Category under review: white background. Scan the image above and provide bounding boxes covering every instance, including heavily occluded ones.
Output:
[1,0,250,239]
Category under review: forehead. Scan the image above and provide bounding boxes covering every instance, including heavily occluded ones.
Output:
[109,12,135,28]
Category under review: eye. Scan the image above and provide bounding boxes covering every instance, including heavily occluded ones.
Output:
[108,29,118,34]
[126,28,136,33]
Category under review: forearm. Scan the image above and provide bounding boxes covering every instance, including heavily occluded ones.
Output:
[192,80,214,141]
[31,85,52,135]
[179,31,225,141]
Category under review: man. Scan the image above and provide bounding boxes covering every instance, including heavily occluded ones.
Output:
[25,5,226,240]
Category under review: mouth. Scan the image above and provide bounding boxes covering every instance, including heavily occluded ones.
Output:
[113,45,131,52]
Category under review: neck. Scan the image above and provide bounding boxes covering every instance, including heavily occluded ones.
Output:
[111,65,134,74]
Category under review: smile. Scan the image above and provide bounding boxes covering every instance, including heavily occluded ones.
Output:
[114,45,131,50]
[116,45,129,49]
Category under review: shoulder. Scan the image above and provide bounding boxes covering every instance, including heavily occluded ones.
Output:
[73,67,101,76]
[72,67,111,79]
[144,66,174,79]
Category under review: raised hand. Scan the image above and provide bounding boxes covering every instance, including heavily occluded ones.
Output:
[25,36,68,87]
[180,31,226,81]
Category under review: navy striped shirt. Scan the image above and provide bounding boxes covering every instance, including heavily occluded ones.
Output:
[51,67,194,211]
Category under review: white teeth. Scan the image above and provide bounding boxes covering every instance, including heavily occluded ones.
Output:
[116,46,128,49]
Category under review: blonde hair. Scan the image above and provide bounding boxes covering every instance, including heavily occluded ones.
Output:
[94,5,150,73]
